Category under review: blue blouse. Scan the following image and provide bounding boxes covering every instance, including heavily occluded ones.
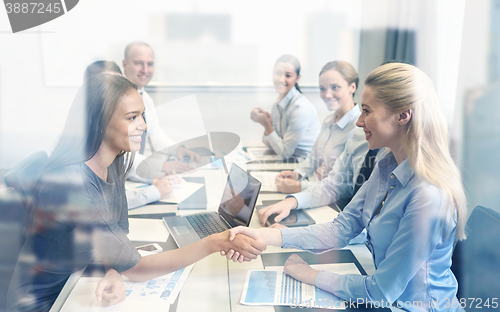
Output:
[281,152,460,311]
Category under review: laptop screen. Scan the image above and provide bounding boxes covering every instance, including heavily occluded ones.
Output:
[218,164,261,227]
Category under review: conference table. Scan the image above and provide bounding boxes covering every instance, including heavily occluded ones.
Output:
[50,159,397,312]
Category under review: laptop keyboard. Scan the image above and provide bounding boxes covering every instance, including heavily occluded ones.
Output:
[186,213,228,238]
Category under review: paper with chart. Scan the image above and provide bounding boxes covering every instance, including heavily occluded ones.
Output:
[122,264,194,304]
[250,171,278,192]
[241,263,360,309]
[59,265,193,312]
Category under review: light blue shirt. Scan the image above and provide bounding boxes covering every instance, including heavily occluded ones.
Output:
[281,152,460,311]
[295,104,361,190]
[292,127,386,210]
[263,86,320,158]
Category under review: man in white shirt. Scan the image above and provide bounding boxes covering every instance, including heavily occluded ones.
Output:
[122,41,200,208]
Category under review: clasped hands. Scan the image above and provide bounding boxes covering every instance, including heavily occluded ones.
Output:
[250,107,272,126]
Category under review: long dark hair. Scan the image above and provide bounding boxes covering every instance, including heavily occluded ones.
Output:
[24,74,137,236]
[35,74,138,198]
[84,60,122,81]
[275,54,302,93]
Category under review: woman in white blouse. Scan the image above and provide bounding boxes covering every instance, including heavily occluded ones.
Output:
[276,61,360,193]
[250,55,320,159]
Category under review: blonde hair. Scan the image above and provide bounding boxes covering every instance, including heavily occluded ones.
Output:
[365,63,467,241]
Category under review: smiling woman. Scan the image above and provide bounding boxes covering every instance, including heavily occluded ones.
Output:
[250,55,320,159]
[226,63,467,311]
[274,61,360,194]
[7,74,266,312]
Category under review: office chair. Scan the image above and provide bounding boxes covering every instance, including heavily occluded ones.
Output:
[4,151,48,210]
[451,206,500,306]
[0,188,26,312]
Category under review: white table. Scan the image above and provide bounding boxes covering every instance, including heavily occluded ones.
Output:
[51,166,390,312]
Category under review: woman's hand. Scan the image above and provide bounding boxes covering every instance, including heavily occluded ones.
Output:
[217,228,266,263]
[258,197,298,226]
[284,254,320,285]
[275,171,301,193]
[277,171,300,181]
[220,227,265,262]
[275,176,301,194]
[177,146,202,163]
[250,107,270,124]
[152,176,173,199]
[220,226,283,262]
[250,107,274,134]
[162,161,194,174]
[314,164,326,181]
[95,269,127,306]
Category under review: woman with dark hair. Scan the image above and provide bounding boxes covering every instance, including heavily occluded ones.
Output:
[7,74,265,312]
[250,54,320,159]
[84,60,122,81]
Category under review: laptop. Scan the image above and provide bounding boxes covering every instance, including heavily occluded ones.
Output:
[163,164,261,248]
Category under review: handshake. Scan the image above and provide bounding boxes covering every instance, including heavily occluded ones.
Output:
[218,227,268,263]
[217,226,320,286]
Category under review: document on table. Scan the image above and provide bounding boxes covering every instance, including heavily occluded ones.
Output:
[60,265,194,312]
[246,147,277,158]
[126,178,204,204]
[122,264,194,304]
[241,263,360,309]
[160,179,204,204]
[246,162,298,171]
[127,218,170,242]
[251,171,278,192]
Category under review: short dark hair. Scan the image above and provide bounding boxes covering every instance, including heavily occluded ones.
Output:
[84,61,122,82]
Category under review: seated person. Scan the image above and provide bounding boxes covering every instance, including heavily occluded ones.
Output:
[225,63,467,311]
[7,74,264,312]
[84,58,196,209]
[122,42,202,208]
[259,127,385,226]
[250,54,320,159]
[275,60,361,193]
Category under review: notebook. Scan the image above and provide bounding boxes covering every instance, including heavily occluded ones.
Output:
[163,164,261,247]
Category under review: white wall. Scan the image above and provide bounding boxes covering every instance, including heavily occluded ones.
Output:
[0,0,492,174]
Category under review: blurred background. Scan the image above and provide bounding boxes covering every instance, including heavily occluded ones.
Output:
[0,0,498,222]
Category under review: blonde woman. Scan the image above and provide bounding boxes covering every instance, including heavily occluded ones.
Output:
[276,60,360,193]
[225,63,467,310]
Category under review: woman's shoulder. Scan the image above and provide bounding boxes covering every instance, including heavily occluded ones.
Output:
[40,163,86,185]
[35,164,92,208]
[292,91,313,106]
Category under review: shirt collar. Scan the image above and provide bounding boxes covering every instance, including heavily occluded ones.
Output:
[378,152,415,187]
[330,104,361,129]
[277,86,299,109]
[138,87,145,95]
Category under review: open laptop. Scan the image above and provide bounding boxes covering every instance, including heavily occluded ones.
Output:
[163,164,261,248]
